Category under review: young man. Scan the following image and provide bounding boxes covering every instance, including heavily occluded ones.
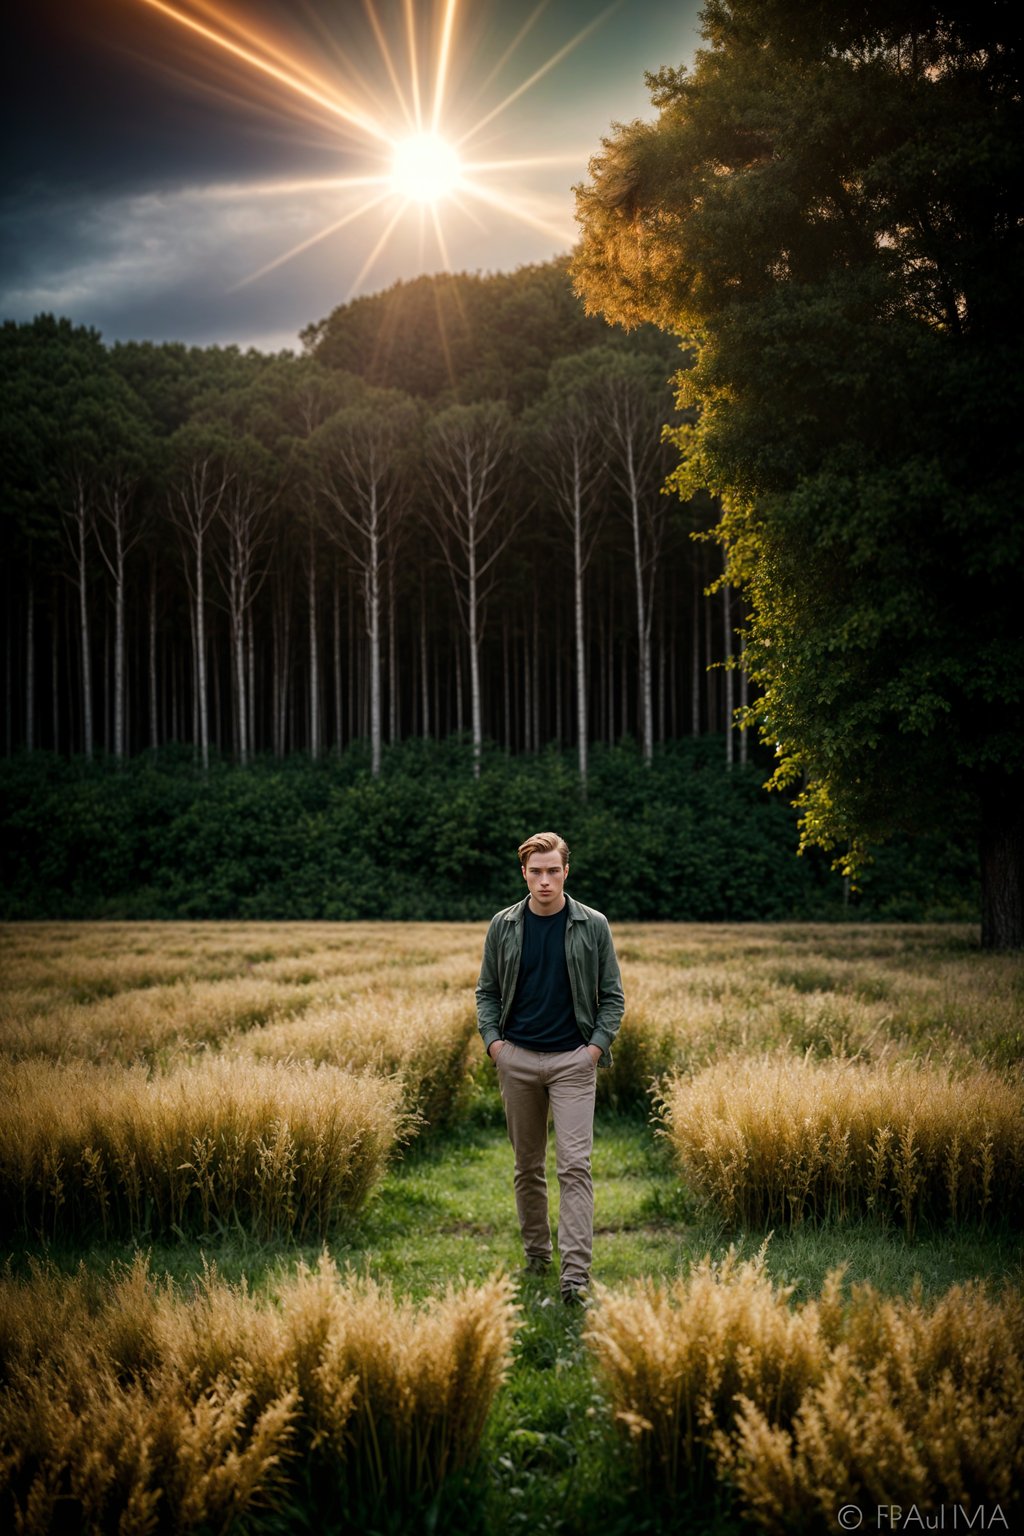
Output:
[476,831,625,1304]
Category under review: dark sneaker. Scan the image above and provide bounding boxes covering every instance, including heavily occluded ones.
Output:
[561,1286,591,1308]
[522,1256,552,1277]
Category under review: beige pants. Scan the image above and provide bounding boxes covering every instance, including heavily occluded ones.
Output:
[494,1040,597,1291]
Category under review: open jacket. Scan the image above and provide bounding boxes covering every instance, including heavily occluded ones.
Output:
[475,894,625,1063]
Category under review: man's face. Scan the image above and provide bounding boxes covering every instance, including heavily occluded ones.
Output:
[522,849,568,912]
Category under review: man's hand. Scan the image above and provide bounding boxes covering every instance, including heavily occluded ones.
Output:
[488,1040,505,1061]
[586,1044,602,1064]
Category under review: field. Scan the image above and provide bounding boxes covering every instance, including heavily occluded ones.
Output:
[1,921,1022,1534]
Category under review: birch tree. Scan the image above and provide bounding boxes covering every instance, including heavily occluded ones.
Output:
[529,351,609,788]
[313,391,418,777]
[168,430,231,772]
[214,438,274,766]
[603,355,672,763]
[426,401,520,777]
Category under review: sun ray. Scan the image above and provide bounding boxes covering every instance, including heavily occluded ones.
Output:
[467,1,549,110]
[361,0,416,133]
[460,178,575,245]
[136,0,394,145]
[347,199,409,298]
[231,189,394,288]
[456,1,621,147]
[431,0,460,132]
[462,154,591,174]
[403,0,424,129]
[446,191,488,235]
[430,203,453,270]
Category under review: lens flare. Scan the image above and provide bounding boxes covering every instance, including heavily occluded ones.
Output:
[391,134,461,204]
[130,0,606,299]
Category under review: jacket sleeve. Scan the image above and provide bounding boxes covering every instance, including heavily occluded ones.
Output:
[475,918,503,1052]
[590,918,625,1057]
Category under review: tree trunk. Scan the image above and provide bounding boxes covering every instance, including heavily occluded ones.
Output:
[333,566,342,753]
[25,571,35,752]
[51,582,60,751]
[148,561,159,751]
[308,527,320,761]
[113,566,125,760]
[387,545,398,744]
[420,575,430,739]
[368,510,382,777]
[247,608,256,758]
[625,440,654,763]
[74,484,94,760]
[980,775,1024,949]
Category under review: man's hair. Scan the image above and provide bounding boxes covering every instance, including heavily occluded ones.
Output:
[518,831,570,867]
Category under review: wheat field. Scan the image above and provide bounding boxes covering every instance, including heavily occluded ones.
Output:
[1,920,1021,1531]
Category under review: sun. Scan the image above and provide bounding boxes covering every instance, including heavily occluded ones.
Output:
[390,133,461,205]
[132,0,602,296]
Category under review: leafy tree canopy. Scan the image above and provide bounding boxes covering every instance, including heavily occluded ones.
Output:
[572,0,1024,944]
[303,258,678,410]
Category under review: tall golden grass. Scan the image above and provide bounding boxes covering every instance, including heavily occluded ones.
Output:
[605,922,1024,1107]
[0,975,317,1062]
[0,1254,516,1534]
[239,989,478,1131]
[660,1055,1024,1232]
[0,1056,407,1241]
[585,1250,1024,1529]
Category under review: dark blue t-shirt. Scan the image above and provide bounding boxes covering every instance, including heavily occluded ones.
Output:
[505,903,583,1053]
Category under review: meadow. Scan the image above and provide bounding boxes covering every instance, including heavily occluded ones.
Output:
[1,920,1022,1534]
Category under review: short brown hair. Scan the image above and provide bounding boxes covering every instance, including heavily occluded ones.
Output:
[518,831,570,867]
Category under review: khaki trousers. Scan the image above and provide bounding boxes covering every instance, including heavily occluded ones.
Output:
[494,1041,597,1291]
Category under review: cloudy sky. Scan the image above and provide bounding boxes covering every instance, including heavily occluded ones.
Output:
[2,0,701,352]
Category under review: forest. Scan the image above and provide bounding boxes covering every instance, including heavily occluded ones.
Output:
[2,261,734,778]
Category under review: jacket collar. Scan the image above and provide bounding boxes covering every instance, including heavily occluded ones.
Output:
[505,894,588,923]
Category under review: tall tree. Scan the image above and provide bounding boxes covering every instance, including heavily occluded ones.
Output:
[527,350,610,788]
[603,352,673,763]
[168,428,231,772]
[312,390,418,777]
[573,0,1024,945]
[426,401,521,776]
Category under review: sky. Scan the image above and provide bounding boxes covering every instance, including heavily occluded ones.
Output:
[2,0,702,353]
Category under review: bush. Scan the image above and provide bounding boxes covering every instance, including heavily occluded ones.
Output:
[0,740,978,921]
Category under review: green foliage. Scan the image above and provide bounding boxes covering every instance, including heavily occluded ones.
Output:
[572,0,1023,926]
[0,742,975,922]
[303,259,678,410]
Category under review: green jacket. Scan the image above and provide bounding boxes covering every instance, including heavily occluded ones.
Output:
[475,894,625,1063]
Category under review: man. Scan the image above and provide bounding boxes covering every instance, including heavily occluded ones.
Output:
[476,830,625,1305]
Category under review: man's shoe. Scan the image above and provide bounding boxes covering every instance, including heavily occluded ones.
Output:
[522,1256,552,1277]
[561,1286,590,1308]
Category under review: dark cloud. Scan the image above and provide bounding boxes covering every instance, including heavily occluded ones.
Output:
[2,0,700,348]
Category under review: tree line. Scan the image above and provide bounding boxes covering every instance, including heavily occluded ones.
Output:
[1,264,749,786]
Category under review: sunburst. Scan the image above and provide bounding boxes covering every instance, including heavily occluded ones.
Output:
[132,0,616,297]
